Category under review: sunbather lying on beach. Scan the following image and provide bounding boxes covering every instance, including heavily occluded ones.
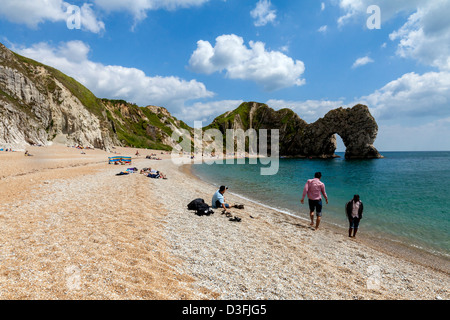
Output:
[147,170,167,179]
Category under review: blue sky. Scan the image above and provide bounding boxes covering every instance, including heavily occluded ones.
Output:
[1,0,449,151]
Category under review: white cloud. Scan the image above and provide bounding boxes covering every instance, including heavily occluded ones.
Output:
[13,41,214,113]
[318,25,328,33]
[189,34,306,91]
[0,0,104,33]
[359,71,450,120]
[94,0,209,22]
[266,99,346,123]
[250,0,277,27]
[389,0,450,71]
[337,0,450,71]
[352,55,374,68]
[176,100,244,125]
[79,4,105,34]
[321,2,326,11]
[337,0,422,27]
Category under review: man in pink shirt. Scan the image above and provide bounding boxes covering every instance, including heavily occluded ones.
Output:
[301,172,328,230]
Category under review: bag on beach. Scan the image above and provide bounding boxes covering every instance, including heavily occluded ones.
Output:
[187,198,214,216]
[188,198,205,210]
[195,202,214,216]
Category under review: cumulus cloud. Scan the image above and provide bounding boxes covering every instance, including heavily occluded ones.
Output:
[352,56,374,68]
[389,0,450,71]
[250,0,277,27]
[264,70,450,125]
[189,34,306,91]
[13,41,214,112]
[337,1,450,70]
[359,71,450,120]
[0,0,104,33]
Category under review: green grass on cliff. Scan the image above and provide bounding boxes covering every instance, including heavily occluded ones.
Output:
[102,99,176,150]
[204,102,254,131]
[12,53,105,120]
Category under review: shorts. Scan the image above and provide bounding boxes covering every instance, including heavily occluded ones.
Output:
[215,200,230,209]
[349,217,361,229]
[308,199,323,217]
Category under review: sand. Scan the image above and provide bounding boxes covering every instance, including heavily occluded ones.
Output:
[0,145,448,300]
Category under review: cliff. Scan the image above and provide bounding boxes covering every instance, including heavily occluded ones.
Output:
[101,99,192,151]
[205,102,382,159]
[0,43,189,151]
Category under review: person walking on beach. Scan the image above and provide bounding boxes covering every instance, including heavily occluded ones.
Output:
[346,195,364,238]
[301,172,328,230]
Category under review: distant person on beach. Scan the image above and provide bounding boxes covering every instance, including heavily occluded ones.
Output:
[212,186,230,210]
[301,172,328,230]
[346,195,364,238]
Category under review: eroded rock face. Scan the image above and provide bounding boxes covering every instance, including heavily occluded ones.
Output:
[208,102,382,159]
[299,104,381,159]
[0,43,118,150]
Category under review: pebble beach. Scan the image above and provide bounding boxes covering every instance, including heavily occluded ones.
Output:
[0,145,448,300]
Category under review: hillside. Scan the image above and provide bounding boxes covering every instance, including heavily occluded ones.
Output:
[0,43,190,151]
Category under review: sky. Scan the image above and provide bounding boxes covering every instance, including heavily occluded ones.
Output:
[0,0,449,151]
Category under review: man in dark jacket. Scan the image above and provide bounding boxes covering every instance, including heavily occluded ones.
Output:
[346,195,364,238]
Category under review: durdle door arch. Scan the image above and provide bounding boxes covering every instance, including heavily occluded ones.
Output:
[299,104,382,159]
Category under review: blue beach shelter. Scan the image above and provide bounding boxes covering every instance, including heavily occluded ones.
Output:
[108,156,132,164]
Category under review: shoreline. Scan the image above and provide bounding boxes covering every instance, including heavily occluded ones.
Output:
[186,163,450,275]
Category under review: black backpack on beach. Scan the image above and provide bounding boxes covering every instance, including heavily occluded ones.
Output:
[187,198,214,216]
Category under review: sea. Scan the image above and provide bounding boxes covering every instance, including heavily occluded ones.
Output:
[191,152,450,258]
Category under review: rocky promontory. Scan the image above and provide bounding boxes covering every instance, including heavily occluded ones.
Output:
[206,102,382,159]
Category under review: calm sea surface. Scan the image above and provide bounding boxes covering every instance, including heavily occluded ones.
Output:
[192,152,450,257]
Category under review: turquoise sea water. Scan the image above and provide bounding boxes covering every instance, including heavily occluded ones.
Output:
[192,152,450,258]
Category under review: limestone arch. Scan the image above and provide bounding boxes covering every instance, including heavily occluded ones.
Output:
[302,105,381,159]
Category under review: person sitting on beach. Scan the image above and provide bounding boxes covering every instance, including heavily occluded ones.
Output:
[212,186,230,211]
[301,172,328,230]
[346,195,364,238]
